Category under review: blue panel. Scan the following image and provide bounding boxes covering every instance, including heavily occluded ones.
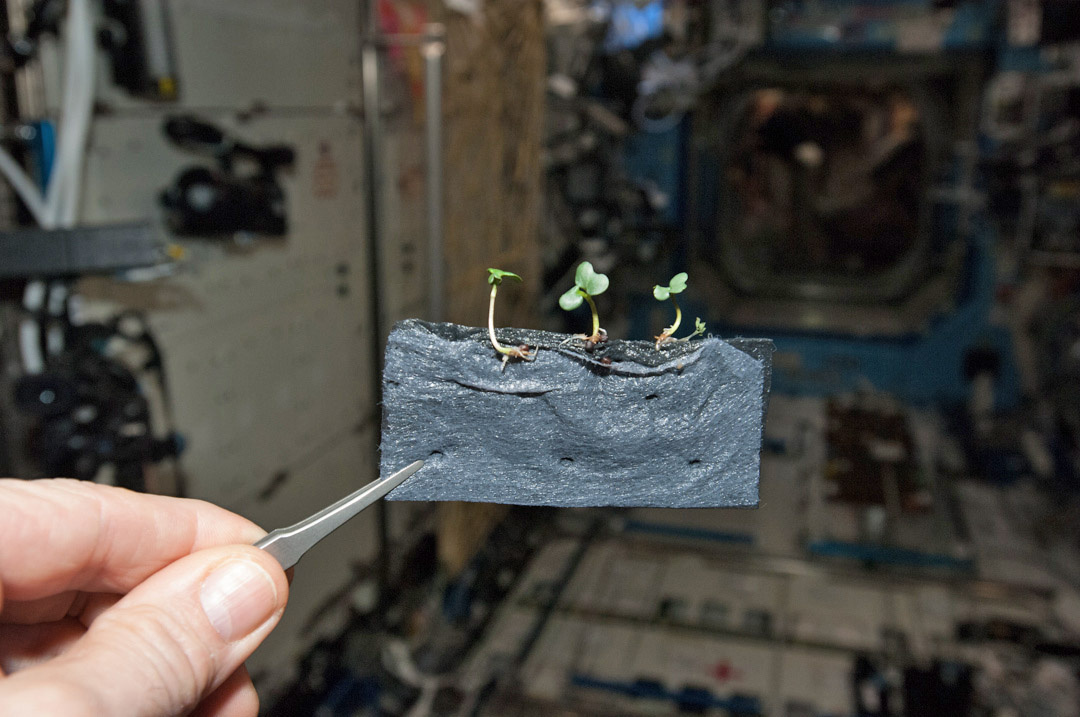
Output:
[604,0,665,53]
[572,674,763,714]
[623,119,688,226]
[767,0,998,52]
[807,540,975,571]
[30,120,56,191]
[629,220,1022,409]
[622,518,755,545]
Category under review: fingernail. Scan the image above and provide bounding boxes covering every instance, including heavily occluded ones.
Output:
[200,560,278,642]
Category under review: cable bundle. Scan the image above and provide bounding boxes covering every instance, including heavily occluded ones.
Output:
[0,0,96,230]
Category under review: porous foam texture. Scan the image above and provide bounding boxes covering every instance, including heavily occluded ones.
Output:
[380,319,773,507]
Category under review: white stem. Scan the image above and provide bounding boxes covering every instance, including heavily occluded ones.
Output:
[487,284,506,353]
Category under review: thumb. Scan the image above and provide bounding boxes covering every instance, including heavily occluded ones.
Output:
[0,545,288,717]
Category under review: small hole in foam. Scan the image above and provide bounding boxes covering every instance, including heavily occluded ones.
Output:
[689,459,702,466]
[560,457,574,466]
[645,394,659,400]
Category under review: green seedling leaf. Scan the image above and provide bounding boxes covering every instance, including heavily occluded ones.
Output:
[573,262,593,289]
[695,317,706,333]
[574,261,609,297]
[585,272,609,296]
[559,287,584,311]
[653,272,688,302]
[488,267,522,285]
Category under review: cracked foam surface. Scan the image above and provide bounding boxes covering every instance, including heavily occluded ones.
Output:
[380,320,773,507]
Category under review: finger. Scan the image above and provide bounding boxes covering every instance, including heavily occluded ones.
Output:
[2,591,81,624]
[74,592,121,627]
[2,591,120,626]
[0,478,266,602]
[0,619,85,673]
[0,544,288,717]
[190,666,259,717]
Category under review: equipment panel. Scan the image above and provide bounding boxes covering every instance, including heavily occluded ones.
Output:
[77,112,372,510]
[38,0,362,112]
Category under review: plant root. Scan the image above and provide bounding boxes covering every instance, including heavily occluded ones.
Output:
[499,344,537,372]
[654,331,675,350]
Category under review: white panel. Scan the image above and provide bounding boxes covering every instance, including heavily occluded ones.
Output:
[39,1,360,114]
[78,111,372,509]
[245,428,378,683]
[163,0,361,109]
[648,634,774,699]
[522,617,776,708]
[777,647,853,716]
[149,289,372,508]
[509,538,581,602]
[462,605,542,678]
[379,127,429,324]
[519,615,585,701]
[80,113,366,256]
[573,622,641,682]
[786,575,890,651]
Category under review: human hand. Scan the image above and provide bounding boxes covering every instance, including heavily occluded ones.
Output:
[0,478,289,716]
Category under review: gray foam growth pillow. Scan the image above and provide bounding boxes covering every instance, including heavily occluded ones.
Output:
[380,319,773,507]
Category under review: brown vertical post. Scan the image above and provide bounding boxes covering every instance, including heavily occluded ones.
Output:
[437,0,545,574]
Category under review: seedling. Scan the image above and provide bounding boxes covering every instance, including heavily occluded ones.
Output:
[487,268,536,369]
[653,272,706,348]
[680,317,707,342]
[559,261,609,345]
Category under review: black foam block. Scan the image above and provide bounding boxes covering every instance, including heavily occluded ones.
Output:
[380,320,773,507]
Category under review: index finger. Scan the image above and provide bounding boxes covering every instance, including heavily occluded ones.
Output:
[0,479,265,603]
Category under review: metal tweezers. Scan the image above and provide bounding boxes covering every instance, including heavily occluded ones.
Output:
[254,460,424,569]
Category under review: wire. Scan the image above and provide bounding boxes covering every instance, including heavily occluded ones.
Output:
[19,280,46,374]
[47,0,94,227]
[0,0,95,229]
[0,149,50,223]
[6,0,95,379]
